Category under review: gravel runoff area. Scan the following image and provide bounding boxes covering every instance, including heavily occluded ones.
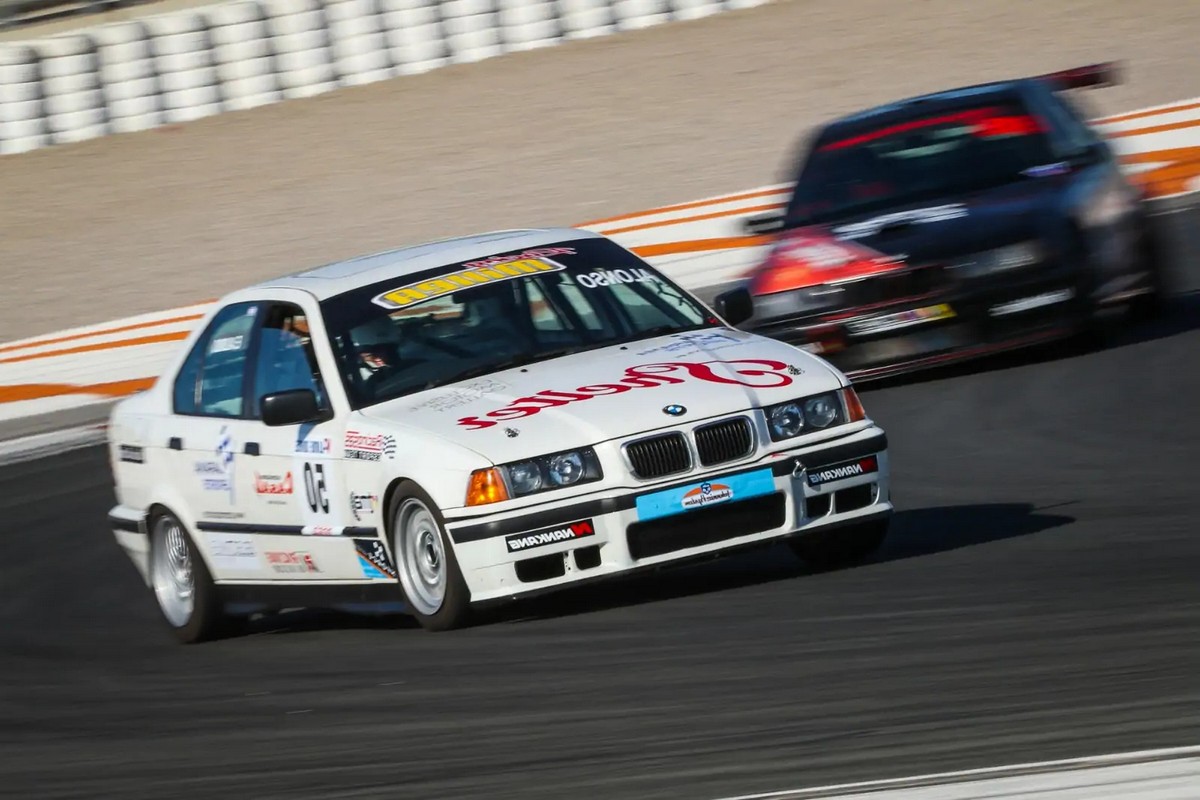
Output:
[1,0,1198,343]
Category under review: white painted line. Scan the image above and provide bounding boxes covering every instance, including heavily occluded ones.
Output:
[711,745,1200,800]
[0,424,108,467]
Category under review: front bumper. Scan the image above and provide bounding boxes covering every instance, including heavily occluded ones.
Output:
[444,426,891,604]
[746,269,1083,381]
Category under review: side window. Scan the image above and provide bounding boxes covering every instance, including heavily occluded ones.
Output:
[174,303,259,417]
[250,303,329,418]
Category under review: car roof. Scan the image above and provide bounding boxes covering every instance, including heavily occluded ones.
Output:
[248,226,607,301]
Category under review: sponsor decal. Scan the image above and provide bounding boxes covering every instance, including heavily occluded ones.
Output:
[254,472,294,496]
[195,460,233,494]
[635,468,775,522]
[304,525,338,536]
[457,359,797,431]
[806,455,879,487]
[832,204,968,240]
[371,248,576,310]
[349,492,379,522]
[344,431,396,461]
[355,539,397,579]
[846,304,956,336]
[208,334,245,354]
[118,444,144,464]
[295,437,332,455]
[680,481,734,510]
[201,510,245,520]
[989,288,1074,317]
[205,532,258,572]
[575,267,660,289]
[407,378,510,414]
[632,330,743,357]
[264,550,320,575]
[820,107,1044,153]
[505,519,596,553]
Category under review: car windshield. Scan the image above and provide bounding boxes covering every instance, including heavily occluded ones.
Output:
[784,98,1060,226]
[320,237,720,409]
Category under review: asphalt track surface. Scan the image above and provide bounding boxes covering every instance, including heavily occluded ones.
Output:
[2,302,1200,799]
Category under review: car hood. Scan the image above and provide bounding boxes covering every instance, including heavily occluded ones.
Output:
[810,176,1071,263]
[359,329,840,462]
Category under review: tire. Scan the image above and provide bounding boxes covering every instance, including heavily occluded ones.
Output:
[789,518,889,571]
[148,509,229,644]
[1127,214,1166,323]
[388,482,472,632]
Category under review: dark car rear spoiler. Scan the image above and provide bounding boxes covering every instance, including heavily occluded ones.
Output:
[1036,62,1122,90]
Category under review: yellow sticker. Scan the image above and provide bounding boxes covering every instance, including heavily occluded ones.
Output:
[916,303,956,320]
[371,251,572,310]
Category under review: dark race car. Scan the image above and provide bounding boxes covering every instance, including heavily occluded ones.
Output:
[720,63,1165,381]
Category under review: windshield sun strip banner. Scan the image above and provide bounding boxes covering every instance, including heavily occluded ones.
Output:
[370,249,577,310]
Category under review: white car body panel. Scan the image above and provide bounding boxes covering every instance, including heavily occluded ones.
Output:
[105,228,893,615]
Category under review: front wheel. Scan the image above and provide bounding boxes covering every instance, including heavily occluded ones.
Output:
[389,483,473,632]
[789,518,889,571]
[149,510,229,644]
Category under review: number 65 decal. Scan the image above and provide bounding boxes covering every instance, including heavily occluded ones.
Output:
[303,462,330,514]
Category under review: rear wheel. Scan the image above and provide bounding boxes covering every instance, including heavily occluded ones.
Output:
[1128,214,1166,323]
[789,518,889,571]
[149,510,228,644]
[389,483,472,632]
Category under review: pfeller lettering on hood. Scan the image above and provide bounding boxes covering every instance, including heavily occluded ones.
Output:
[458,359,797,430]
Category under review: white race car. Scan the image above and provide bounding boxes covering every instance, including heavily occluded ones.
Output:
[106,228,893,642]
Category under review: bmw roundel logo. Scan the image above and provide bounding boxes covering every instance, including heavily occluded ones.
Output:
[663,404,687,417]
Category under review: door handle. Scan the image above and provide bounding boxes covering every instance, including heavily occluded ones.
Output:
[244,442,260,456]
[168,437,182,451]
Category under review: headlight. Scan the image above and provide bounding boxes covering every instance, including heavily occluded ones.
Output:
[804,394,841,428]
[467,446,604,505]
[764,387,867,442]
[768,402,805,439]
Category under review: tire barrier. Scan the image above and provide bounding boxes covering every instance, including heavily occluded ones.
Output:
[0,0,771,154]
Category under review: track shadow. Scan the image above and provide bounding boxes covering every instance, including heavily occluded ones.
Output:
[223,501,1073,638]
[489,500,1076,626]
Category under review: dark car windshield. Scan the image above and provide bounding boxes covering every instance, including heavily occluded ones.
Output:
[785,99,1060,226]
[320,237,719,409]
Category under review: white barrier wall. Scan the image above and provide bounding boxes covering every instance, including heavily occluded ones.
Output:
[0,0,770,154]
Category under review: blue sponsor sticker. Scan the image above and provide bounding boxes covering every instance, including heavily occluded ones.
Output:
[635,468,775,522]
[358,556,388,580]
[355,539,397,580]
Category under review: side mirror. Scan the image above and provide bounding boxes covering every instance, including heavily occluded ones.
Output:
[713,287,754,327]
[743,211,785,236]
[261,389,323,427]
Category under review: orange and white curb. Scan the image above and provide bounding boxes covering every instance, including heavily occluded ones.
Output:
[2,96,1199,429]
